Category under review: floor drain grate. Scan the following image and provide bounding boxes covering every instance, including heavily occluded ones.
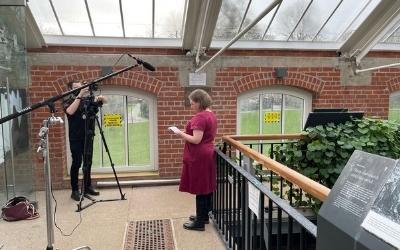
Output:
[123,219,174,250]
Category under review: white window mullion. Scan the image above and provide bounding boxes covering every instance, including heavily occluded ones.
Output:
[281,94,285,134]
[124,96,129,167]
[259,94,263,134]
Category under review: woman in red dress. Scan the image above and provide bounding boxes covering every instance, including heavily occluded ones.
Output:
[175,89,217,231]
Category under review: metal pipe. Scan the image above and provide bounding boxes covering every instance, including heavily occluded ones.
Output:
[84,0,95,36]
[238,0,252,33]
[97,178,180,187]
[48,0,64,35]
[355,61,400,74]
[196,0,211,66]
[287,0,314,41]
[0,66,11,72]
[195,0,282,73]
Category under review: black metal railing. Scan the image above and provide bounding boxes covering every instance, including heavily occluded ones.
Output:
[234,141,313,208]
[212,147,317,250]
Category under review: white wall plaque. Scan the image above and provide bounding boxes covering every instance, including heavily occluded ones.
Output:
[189,72,206,86]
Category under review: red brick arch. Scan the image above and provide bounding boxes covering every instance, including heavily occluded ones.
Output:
[233,71,324,95]
[52,70,162,96]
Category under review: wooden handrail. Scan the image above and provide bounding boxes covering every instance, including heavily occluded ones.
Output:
[228,133,306,141]
[222,135,331,202]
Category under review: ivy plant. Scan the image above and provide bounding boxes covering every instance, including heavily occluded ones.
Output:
[274,118,400,209]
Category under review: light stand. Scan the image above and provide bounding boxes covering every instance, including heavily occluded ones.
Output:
[0,57,146,250]
[37,103,63,250]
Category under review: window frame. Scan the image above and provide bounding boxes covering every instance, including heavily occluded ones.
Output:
[65,87,158,174]
[237,85,312,134]
[389,90,400,122]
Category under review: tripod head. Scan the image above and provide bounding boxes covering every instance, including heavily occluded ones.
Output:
[79,83,102,119]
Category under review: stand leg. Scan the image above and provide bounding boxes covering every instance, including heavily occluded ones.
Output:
[76,108,126,213]
[95,116,125,200]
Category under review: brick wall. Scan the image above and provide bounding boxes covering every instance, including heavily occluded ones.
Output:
[28,48,400,190]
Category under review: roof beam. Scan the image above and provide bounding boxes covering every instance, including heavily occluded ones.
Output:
[26,5,46,48]
[182,0,222,51]
[338,0,400,66]
[196,0,282,72]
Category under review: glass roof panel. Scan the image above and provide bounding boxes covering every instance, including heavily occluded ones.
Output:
[241,0,276,40]
[52,0,92,36]
[154,0,185,38]
[265,0,312,41]
[28,0,61,35]
[122,0,152,38]
[315,0,380,42]
[383,24,400,43]
[213,0,249,40]
[87,0,123,37]
[288,0,342,41]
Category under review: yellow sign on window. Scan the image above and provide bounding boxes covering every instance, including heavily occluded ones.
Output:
[103,113,122,127]
[264,112,280,123]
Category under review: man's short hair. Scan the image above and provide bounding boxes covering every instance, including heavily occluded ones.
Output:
[66,80,80,90]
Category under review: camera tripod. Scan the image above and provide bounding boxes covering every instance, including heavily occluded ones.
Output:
[76,88,126,212]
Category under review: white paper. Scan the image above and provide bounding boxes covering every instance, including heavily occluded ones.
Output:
[361,210,400,248]
[168,126,181,134]
[248,182,260,218]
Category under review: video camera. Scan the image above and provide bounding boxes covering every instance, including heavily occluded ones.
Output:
[78,83,103,117]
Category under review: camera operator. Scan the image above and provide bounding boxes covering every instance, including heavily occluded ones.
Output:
[63,80,107,201]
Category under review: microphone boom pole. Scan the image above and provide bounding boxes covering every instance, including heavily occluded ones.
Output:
[0,63,138,124]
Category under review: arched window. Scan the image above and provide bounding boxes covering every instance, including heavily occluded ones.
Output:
[66,87,158,173]
[238,86,312,134]
[389,91,400,123]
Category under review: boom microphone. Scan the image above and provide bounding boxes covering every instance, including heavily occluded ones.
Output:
[128,55,156,71]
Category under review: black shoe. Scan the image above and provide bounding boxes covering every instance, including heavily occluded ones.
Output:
[189,215,209,224]
[71,190,81,201]
[183,220,205,231]
[85,186,100,196]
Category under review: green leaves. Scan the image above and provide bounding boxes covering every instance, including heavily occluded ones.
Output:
[274,118,400,211]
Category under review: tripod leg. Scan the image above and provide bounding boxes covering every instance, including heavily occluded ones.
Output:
[95,116,126,200]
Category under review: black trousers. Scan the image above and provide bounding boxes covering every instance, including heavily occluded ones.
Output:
[196,193,213,221]
[69,139,93,191]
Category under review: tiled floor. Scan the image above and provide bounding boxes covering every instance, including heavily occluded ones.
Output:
[0,185,225,250]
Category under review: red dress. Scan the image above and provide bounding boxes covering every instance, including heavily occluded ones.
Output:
[179,111,217,195]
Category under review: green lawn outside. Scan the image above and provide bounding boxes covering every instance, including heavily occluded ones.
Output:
[389,109,400,123]
[92,121,150,168]
[240,109,303,134]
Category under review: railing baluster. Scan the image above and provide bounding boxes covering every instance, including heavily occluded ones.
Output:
[241,175,246,250]
[267,198,273,250]
[260,175,265,250]
[277,206,282,249]
[300,227,305,250]
[288,182,293,250]
[218,154,222,230]
[232,168,237,250]
[252,213,257,249]
[287,216,293,250]
[222,158,226,237]
[229,165,233,248]
[246,194,251,250]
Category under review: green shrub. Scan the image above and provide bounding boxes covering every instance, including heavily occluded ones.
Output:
[275,118,400,189]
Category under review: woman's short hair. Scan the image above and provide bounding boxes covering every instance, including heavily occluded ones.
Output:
[189,89,212,110]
